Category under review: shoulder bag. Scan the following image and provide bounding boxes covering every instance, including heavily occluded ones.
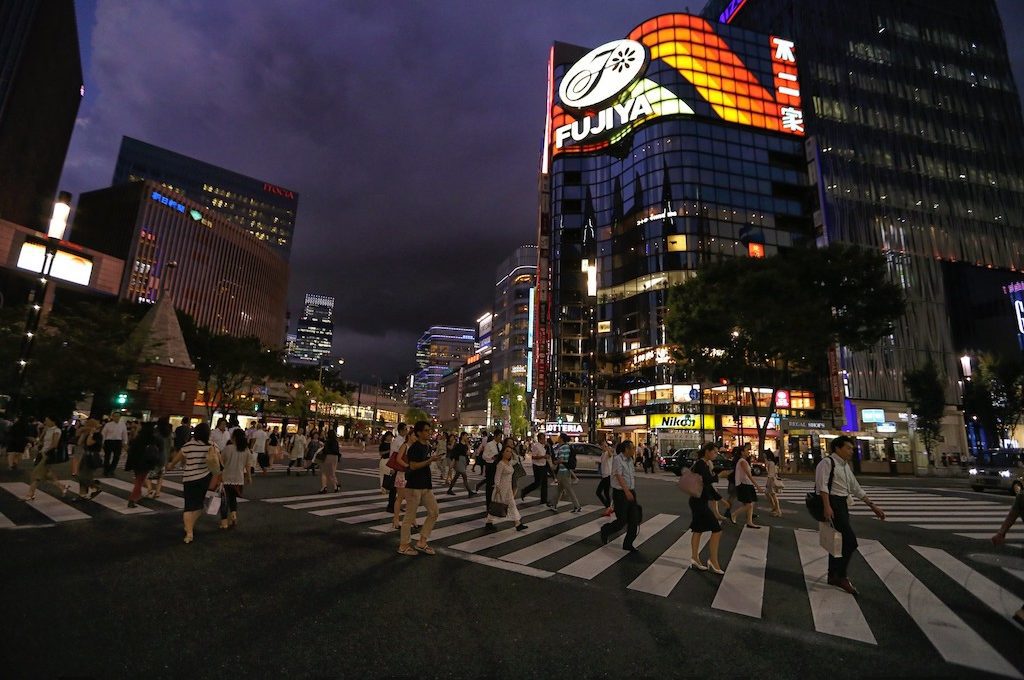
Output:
[488,500,509,518]
[805,458,835,521]
[678,462,703,497]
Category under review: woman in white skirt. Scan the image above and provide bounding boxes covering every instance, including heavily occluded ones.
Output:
[764,450,783,517]
[484,440,528,532]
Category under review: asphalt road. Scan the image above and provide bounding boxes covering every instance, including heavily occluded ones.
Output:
[2,448,1022,679]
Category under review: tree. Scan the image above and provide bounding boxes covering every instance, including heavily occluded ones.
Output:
[405,407,430,425]
[488,379,528,436]
[973,353,1024,444]
[903,358,945,464]
[666,244,906,453]
[284,380,345,421]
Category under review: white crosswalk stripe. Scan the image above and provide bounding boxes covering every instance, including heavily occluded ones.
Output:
[711,526,770,619]
[627,530,710,597]
[559,514,676,579]
[794,528,876,644]
[0,482,89,522]
[0,479,190,526]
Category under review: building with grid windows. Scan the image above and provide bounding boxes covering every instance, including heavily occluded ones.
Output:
[111,136,299,257]
[491,246,536,394]
[537,13,816,442]
[410,325,476,417]
[702,0,1024,465]
[289,294,335,366]
[71,181,288,347]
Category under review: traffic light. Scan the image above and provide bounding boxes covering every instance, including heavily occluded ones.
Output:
[114,392,129,406]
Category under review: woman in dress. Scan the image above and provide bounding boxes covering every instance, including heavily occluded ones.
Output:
[446,432,474,496]
[145,417,172,499]
[689,442,726,574]
[125,422,160,508]
[218,428,250,529]
[73,419,103,500]
[764,450,783,517]
[319,429,341,494]
[167,422,214,544]
[22,416,68,501]
[484,440,528,532]
[733,444,765,529]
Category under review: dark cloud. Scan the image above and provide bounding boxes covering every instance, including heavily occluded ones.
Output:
[62,0,1024,383]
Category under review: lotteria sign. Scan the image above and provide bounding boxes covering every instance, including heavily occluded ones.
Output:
[549,14,803,157]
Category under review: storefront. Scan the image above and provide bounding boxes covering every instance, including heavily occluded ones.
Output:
[780,418,828,473]
[648,414,714,454]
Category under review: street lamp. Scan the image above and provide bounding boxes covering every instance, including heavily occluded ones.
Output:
[12,191,72,413]
[319,357,344,385]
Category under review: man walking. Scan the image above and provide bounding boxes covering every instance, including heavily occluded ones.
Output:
[101,413,128,475]
[600,440,640,551]
[474,428,501,506]
[248,421,270,474]
[397,421,443,556]
[816,435,886,596]
[520,432,551,505]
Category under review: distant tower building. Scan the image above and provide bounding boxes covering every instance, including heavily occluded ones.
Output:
[289,294,334,365]
[111,136,299,257]
[410,325,476,417]
[0,0,83,230]
[491,245,537,393]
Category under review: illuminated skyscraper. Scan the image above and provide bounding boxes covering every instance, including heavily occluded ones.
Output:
[410,325,476,417]
[290,294,335,365]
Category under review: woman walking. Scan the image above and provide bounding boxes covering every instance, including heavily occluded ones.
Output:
[267,427,281,465]
[73,419,103,500]
[126,422,160,508]
[319,429,341,494]
[764,450,783,517]
[287,429,307,475]
[304,430,322,475]
[378,431,393,494]
[218,429,250,529]
[548,433,582,512]
[145,417,172,499]
[167,422,214,544]
[390,432,412,529]
[597,440,614,517]
[446,432,475,496]
[6,415,29,471]
[689,442,726,574]
[22,417,69,501]
[484,440,528,532]
[733,445,765,529]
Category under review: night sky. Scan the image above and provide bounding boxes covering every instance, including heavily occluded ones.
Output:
[60,1,1024,383]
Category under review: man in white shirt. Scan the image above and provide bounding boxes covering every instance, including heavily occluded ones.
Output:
[600,440,639,551]
[101,414,128,475]
[474,429,502,508]
[210,418,231,452]
[249,422,269,474]
[520,432,551,505]
[816,435,886,596]
[288,430,308,475]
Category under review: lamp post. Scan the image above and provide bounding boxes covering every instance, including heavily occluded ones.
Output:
[11,192,72,414]
[318,357,344,385]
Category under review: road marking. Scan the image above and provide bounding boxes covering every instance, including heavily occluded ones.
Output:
[1004,568,1024,583]
[434,547,555,578]
[955,532,1024,541]
[88,491,152,515]
[369,501,551,535]
[286,493,386,510]
[711,526,770,619]
[99,478,183,509]
[912,545,1022,621]
[421,503,557,540]
[449,506,601,554]
[859,538,1021,679]
[315,494,481,518]
[158,479,249,502]
[0,483,90,522]
[559,514,677,579]
[911,524,1021,531]
[265,489,385,503]
[628,530,711,597]
[794,528,875,644]
[0,511,14,528]
[502,516,610,566]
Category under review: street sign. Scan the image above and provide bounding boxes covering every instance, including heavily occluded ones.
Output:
[689,388,699,400]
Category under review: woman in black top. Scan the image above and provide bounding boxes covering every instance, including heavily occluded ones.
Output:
[689,442,726,574]
[378,431,393,494]
[446,432,474,496]
[319,430,341,494]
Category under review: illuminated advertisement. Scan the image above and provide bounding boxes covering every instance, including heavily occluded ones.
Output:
[861,408,886,424]
[649,413,715,430]
[549,13,803,159]
[17,242,94,286]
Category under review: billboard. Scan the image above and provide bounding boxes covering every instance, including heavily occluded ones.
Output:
[548,13,803,160]
[17,242,94,287]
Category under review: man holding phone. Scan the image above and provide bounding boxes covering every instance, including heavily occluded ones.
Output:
[398,420,444,556]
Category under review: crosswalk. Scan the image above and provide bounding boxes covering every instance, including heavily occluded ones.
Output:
[264,484,1023,677]
[775,480,1019,544]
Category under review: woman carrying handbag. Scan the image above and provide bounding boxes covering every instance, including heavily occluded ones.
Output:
[484,440,528,532]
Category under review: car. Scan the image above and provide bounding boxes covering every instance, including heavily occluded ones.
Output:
[569,442,605,474]
[659,448,698,476]
[969,449,1024,494]
[707,453,767,477]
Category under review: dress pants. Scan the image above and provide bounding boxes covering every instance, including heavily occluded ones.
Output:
[603,488,639,549]
[520,464,549,503]
[827,495,858,579]
[102,440,122,474]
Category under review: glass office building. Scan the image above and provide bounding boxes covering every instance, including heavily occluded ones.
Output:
[112,136,299,257]
[491,245,536,393]
[289,294,335,366]
[537,14,816,436]
[410,325,476,417]
[702,0,1024,463]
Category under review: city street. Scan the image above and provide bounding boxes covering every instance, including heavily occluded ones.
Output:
[3,447,1022,679]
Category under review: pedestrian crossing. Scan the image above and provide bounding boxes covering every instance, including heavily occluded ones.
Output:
[775,480,1020,544]
[263,484,1023,677]
[0,477,203,528]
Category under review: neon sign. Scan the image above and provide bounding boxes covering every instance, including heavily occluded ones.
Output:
[719,0,749,24]
[263,183,296,200]
[150,191,185,214]
[559,40,648,109]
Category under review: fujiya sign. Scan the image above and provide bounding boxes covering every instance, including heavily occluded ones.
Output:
[556,39,652,149]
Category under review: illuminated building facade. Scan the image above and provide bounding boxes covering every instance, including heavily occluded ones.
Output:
[537,13,816,436]
[112,136,299,257]
[491,245,536,393]
[410,325,476,417]
[72,181,288,347]
[703,0,1024,463]
[289,294,335,365]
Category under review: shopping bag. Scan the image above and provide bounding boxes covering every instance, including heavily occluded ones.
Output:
[204,490,222,516]
[678,468,703,497]
[488,501,509,518]
[819,521,842,557]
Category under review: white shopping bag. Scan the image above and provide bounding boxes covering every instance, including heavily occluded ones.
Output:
[204,490,222,516]
[819,521,842,557]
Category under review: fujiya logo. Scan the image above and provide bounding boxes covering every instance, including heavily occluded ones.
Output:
[555,95,653,148]
[559,39,647,109]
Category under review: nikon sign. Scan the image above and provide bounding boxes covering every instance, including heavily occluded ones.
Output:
[648,413,714,430]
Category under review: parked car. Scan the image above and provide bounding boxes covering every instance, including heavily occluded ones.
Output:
[659,448,698,476]
[969,449,1024,494]
[710,453,766,477]
[569,442,605,474]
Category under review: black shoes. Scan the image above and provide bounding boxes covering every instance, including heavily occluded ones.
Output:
[624,546,639,553]
[599,526,609,545]
[516,524,528,531]
[484,523,498,532]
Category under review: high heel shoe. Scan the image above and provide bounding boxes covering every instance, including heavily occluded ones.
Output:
[690,560,708,571]
[708,563,725,575]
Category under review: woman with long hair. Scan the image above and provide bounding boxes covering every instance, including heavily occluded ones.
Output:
[484,440,528,532]
[319,429,341,494]
[126,422,160,508]
[764,450,783,517]
[689,442,726,574]
[167,422,214,544]
[733,445,765,529]
[378,431,393,494]
[218,428,250,529]
[446,432,474,496]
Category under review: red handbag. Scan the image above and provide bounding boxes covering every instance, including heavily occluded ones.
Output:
[386,449,406,472]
